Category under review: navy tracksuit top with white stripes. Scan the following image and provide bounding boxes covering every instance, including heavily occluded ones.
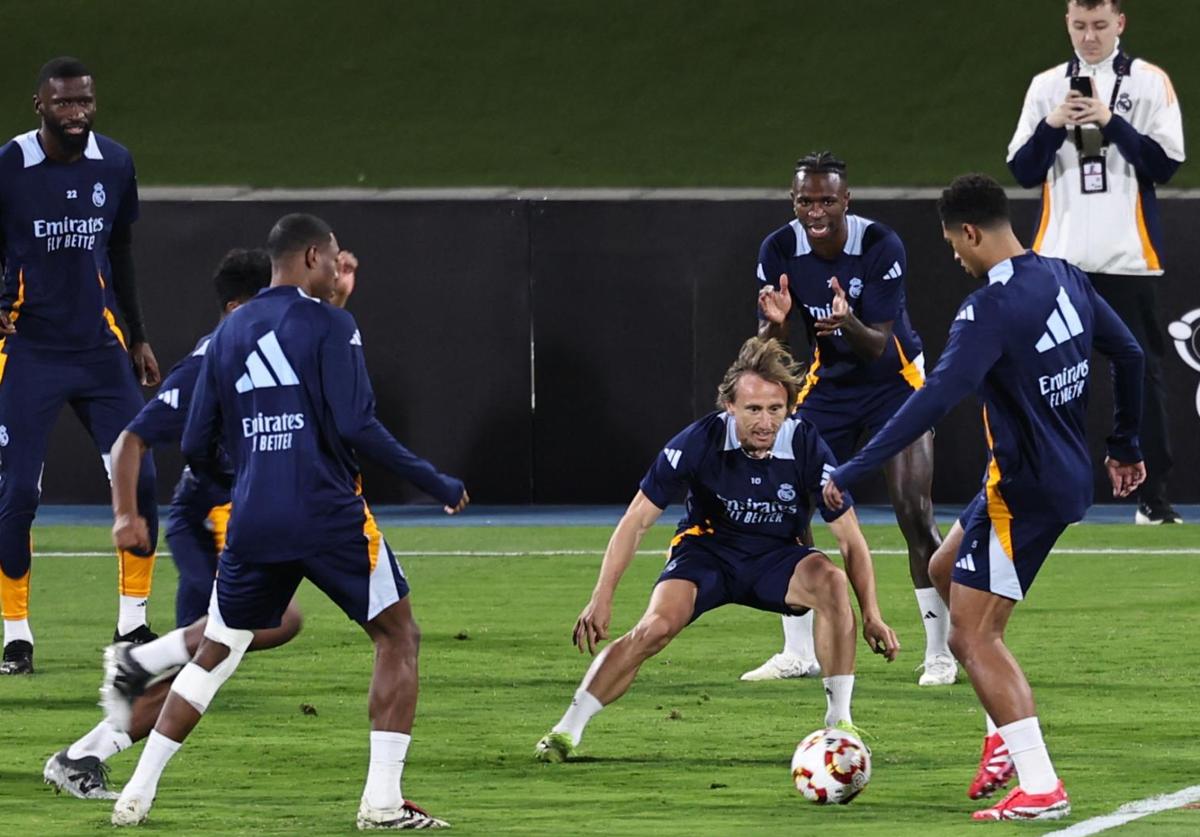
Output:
[182,284,463,562]
[833,252,1143,523]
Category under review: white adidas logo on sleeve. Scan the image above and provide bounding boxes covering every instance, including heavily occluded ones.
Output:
[663,448,682,469]
[1035,287,1084,353]
[155,388,180,409]
[235,331,300,393]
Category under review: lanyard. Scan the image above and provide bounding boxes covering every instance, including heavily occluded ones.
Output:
[1068,51,1131,152]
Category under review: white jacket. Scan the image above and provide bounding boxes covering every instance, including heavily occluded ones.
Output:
[1007,42,1185,276]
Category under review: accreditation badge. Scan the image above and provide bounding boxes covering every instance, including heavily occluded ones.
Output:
[1080,154,1108,194]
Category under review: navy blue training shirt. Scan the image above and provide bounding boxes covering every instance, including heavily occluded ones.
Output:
[0,131,138,354]
[756,215,924,389]
[833,252,1143,523]
[126,333,229,512]
[182,285,464,562]
[640,411,852,555]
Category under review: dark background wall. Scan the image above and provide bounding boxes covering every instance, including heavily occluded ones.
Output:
[39,197,1199,506]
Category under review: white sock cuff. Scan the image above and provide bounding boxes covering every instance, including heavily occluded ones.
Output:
[130,628,191,674]
[146,729,183,755]
[574,688,604,712]
[914,587,946,609]
[997,716,1045,755]
[3,619,33,645]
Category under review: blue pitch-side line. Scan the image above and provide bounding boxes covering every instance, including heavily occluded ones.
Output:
[34,504,1199,528]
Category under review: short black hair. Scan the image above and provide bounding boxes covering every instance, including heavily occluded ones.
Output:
[794,151,848,178]
[213,248,270,309]
[266,213,333,262]
[937,174,1010,228]
[36,57,91,92]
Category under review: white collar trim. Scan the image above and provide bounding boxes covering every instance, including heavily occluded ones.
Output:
[13,129,102,167]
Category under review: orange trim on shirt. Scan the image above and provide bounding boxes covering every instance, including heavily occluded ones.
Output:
[1140,61,1177,107]
[97,273,128,349]
[981,407,1014,560]
[795,348,821,406]
[893,336,925,390]
[1032,182,1052,252]
[363,501,382,573]
[1134,193,1162,271]
[206,503,232,554]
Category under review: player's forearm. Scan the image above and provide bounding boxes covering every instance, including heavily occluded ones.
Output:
[831,513,883,621]
[1100,116,1183,184]
[108,224,148,345]
[110,430,148,517]
[593,496,661,599]
[839,316,888,361]
[758,318,788,342]
[349,419,464,507]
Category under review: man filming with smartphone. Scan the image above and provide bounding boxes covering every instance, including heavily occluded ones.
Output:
[1007,0,1185,525]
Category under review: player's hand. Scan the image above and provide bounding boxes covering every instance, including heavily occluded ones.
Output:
[1105,457,1146,498]
[862,616,899,662]
[1067,95,1112,128]
[1047,92,1086,129]
[814,277,851,337]
[573,595,612,655]
[112,512,151,553]
[0,309,14,336]
[130,342,161,386]
[444,488,470,515]
[757,273,793,324]
[822,476,845,511]
[330,250,359,309]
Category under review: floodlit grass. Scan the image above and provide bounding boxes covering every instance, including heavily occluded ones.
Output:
[2,523,1197,835]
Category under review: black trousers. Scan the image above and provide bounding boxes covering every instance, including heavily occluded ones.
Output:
[1088,273,1173,505]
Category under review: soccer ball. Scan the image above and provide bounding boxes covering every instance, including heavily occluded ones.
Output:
[790,727,871,804]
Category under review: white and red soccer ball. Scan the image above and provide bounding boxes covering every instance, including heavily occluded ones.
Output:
[791,727,872,804]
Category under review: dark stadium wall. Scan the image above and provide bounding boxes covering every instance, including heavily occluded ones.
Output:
[39,198,1199,506]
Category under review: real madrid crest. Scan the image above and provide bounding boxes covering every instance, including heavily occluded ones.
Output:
[777,483,796,502]
[92,182,106,208]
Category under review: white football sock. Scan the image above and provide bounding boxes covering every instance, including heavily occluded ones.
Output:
[130,628,191,675]
[782,611,816,660]
[117,596,148,636]
[998,716,1057,794]
[67,720,133,761]
[3,618,33,646]
[914,587,950,659]
[985,713,999,736]
[363,730,411,809]
[552,688,604,746]
[121,730,181,802]
[822,675,854,727]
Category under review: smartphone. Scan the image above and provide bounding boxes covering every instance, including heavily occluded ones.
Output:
[1070,76,1095,98]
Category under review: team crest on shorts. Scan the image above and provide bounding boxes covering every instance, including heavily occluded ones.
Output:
[92,182,106,207]
[777,483,796,502]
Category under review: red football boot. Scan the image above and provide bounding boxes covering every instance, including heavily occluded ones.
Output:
[971,779,1070,821]
[968,732,1015,799]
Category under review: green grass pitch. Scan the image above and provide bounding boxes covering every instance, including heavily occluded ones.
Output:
[2,522,1197,835]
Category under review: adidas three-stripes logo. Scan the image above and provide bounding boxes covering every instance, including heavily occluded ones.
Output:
[664,448,682,469]
[235,331,300,393]
[955,304,975,322]
[883,261,902,281]
[1035,287,1084,353]
[156,388,180,409]
[955,553,977,572]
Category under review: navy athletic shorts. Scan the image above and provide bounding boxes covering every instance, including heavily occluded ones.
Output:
[656,533,816,623]
[211,520,409,630]
[796,376,919,464]
[951,491,1068,601]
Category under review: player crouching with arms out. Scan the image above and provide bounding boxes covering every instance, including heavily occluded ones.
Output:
[534,337,898,763]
